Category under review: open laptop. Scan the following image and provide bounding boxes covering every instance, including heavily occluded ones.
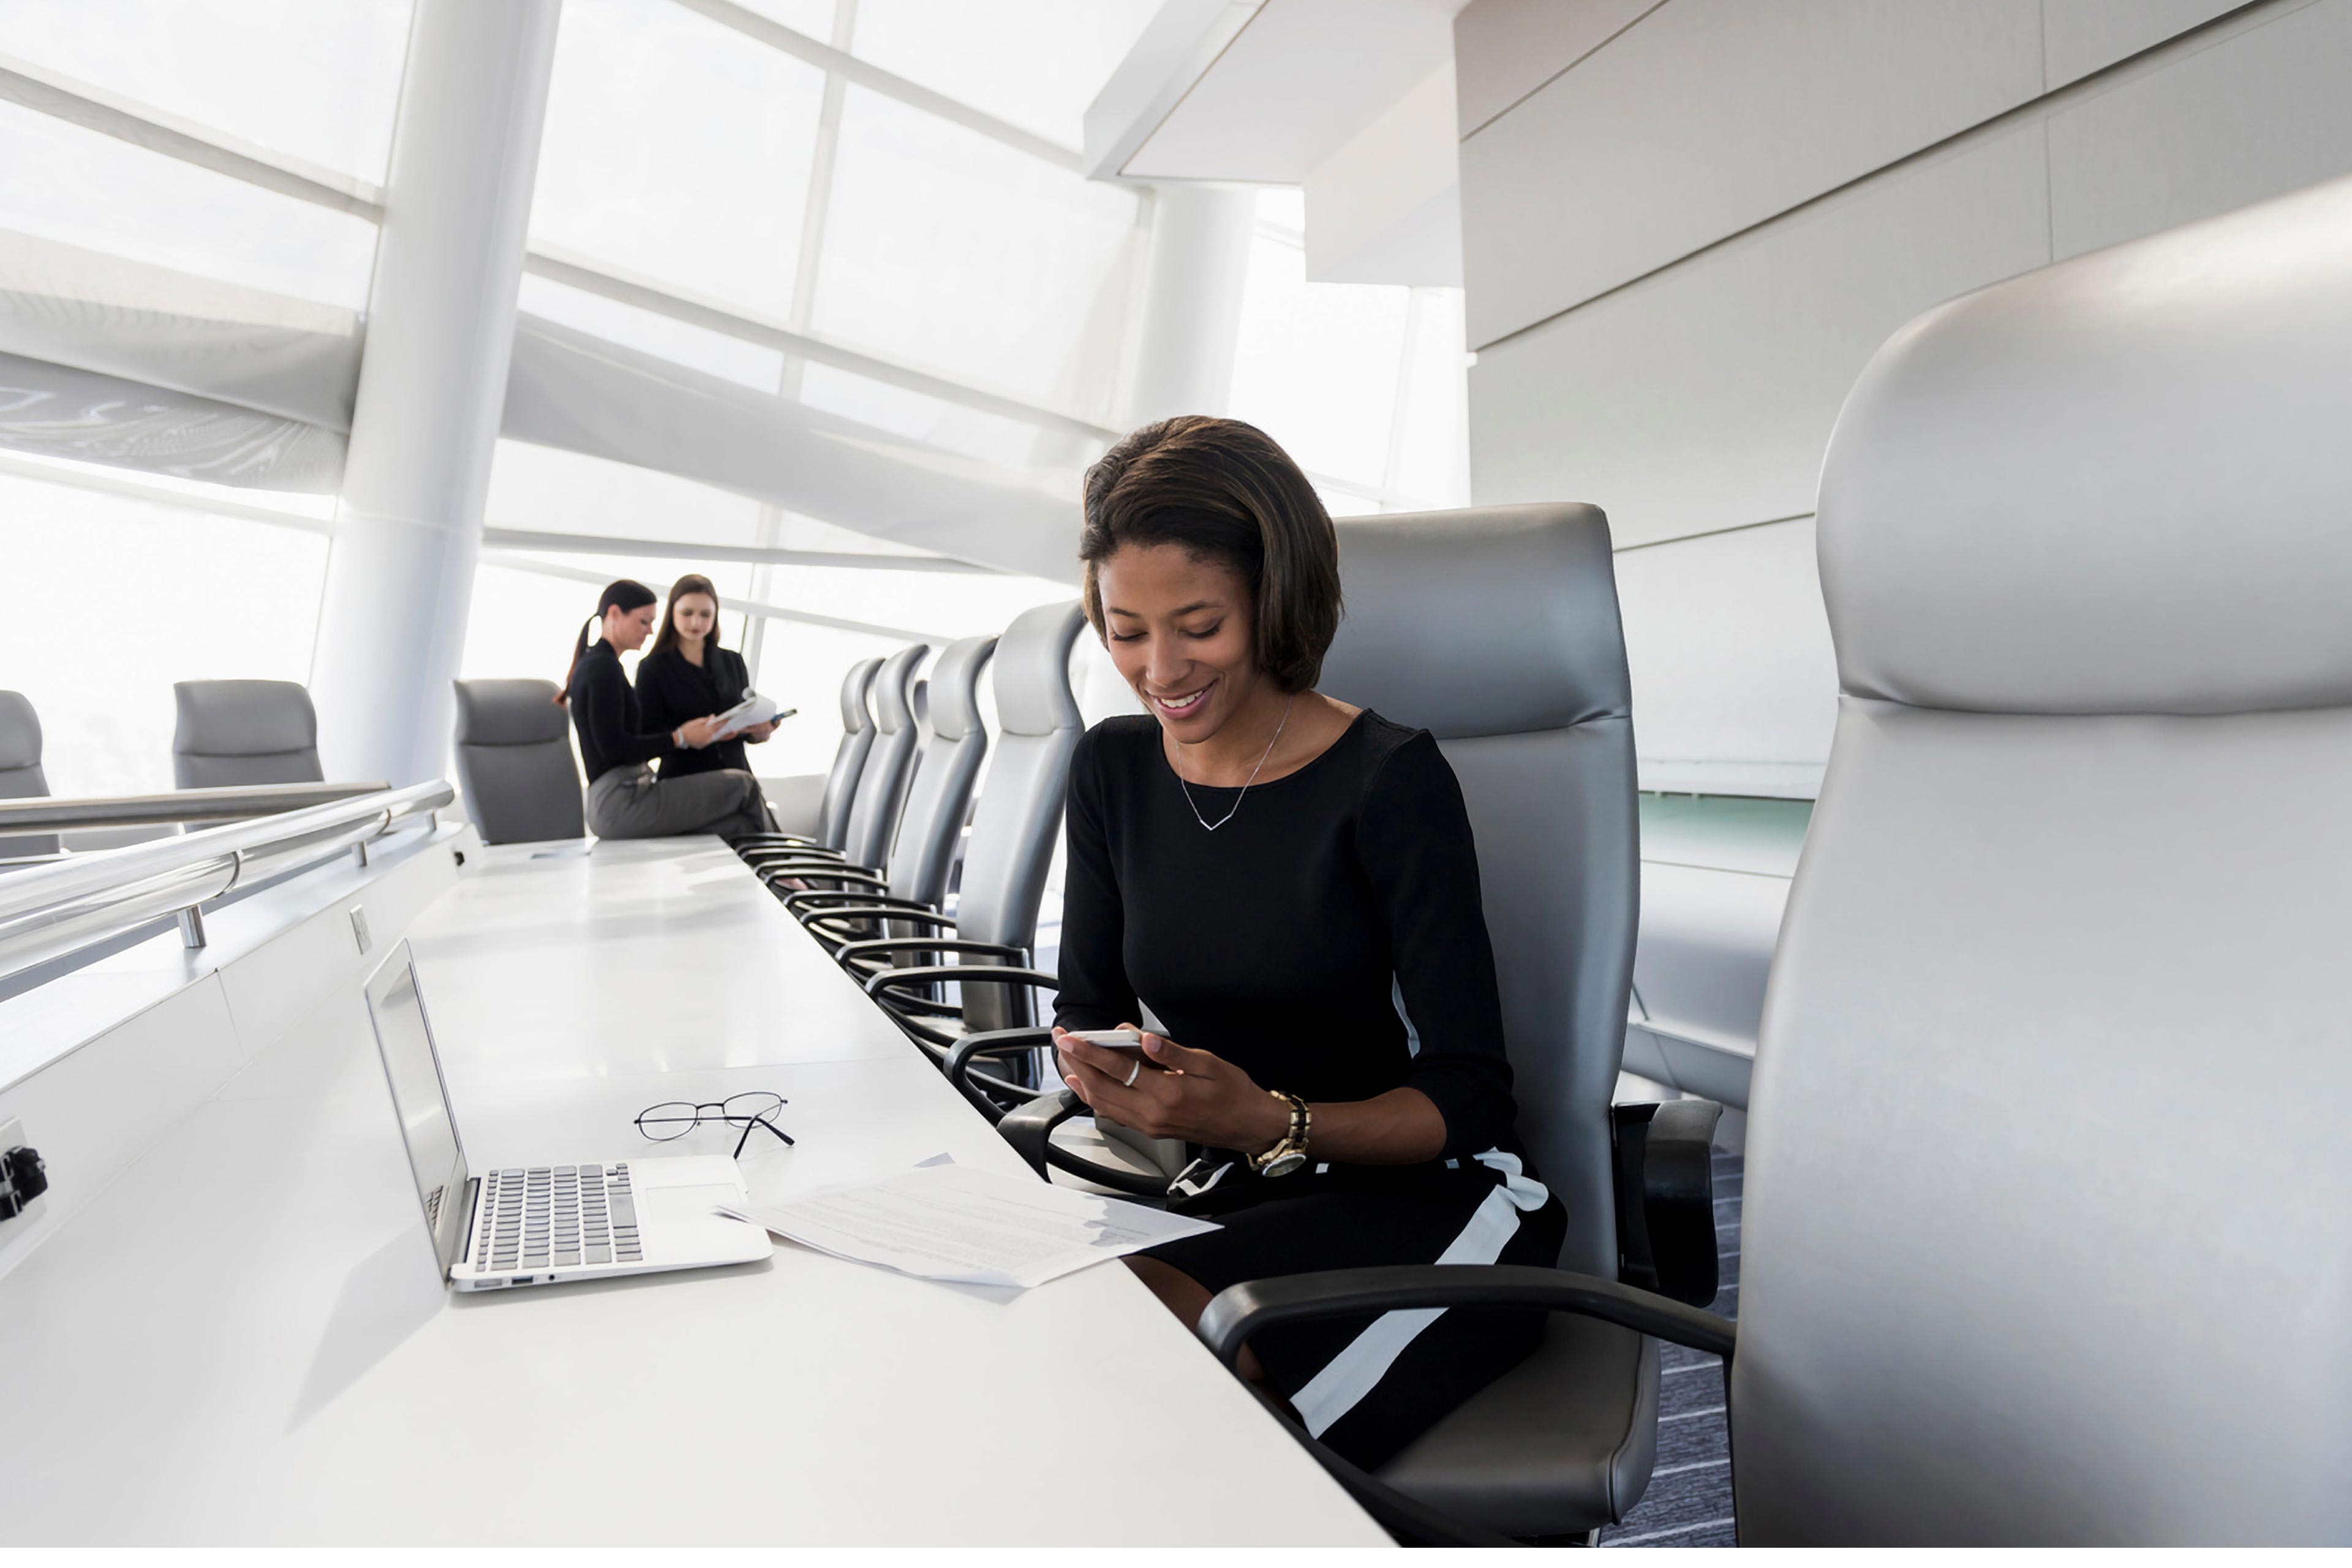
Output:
[363,941,772,1292]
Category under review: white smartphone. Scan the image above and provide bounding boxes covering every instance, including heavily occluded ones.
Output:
[1061,1028,1145,1052]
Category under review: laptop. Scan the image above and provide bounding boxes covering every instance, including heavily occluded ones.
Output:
[363,941,772,1292]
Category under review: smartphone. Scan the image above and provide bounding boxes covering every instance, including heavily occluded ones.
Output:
[1061,1028,1145,1052]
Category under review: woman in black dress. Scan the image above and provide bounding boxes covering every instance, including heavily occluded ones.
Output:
[634,574,780,785]
[1051,415,1567,1469]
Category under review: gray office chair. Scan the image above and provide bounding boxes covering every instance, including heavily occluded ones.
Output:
[1200,173,2352,1546]
[958,507,1668,1511]
[851,602,1086,1063]
[734,656,880,861]
[750,642,927,884]
[778,636,996,954]
[0,690,59,861]
[171,679,324,788]
[451,679,586,845]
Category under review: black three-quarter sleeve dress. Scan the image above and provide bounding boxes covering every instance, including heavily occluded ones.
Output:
[634,644,756,778]
[1055,710,1568,1469]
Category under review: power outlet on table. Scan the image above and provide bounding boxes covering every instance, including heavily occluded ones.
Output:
[0,1116,48,1246]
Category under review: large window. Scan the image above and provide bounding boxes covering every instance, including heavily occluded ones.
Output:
[0,461,328,795]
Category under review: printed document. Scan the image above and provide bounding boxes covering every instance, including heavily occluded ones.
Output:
[720,1163,1218,1289]
[709,692,785,740]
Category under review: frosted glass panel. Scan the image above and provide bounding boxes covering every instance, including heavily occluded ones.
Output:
[736,0,837,38]
[0,467,327,796]
[0,100,380,309]
[486,440,766,546]
[5,0,413,182]
[532,0,825,318]
[516,275,785,393]
[850,0,1160,149]
[813,87,1142,418]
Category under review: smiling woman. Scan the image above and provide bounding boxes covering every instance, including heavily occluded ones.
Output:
[1056,416,1569,1468]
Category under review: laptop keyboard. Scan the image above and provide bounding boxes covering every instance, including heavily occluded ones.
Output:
[472,1164,642,1274]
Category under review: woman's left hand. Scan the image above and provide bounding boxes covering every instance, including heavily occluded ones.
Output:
[745,720,778,742]
[1054,1027,1292,1153]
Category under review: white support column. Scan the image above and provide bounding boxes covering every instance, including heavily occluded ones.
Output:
[1121,184,1256,427]
[310,0,562,786]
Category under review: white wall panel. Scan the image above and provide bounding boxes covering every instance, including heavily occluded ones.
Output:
[1458,0,2042,347]
[1469,126,2049,548]
[2048,0,2352,260]
[2041,0,2245,88]
[1613,517,1839,786]
[1451,0,1661,137]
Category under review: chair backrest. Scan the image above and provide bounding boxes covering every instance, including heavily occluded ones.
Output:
[0,690,58,859]
[1733,174,2352,1545]
[953,602,1087,1031]
[172,679,324,788]
[1319,508,1637,1278]
[451,679,585,845]
[817,658,882,851]
[885,636,995,909]
[839,643,928,870]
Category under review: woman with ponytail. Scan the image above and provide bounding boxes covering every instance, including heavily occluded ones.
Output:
[560,579,769,842]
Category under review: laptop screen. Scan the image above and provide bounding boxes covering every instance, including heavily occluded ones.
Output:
[363,943,472,1275]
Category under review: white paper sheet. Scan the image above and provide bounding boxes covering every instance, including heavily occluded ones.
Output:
[709,692,785,740]
[720,1163,1218,1289]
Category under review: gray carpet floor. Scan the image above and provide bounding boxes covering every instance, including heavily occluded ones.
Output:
[1597,1148,1741,1548]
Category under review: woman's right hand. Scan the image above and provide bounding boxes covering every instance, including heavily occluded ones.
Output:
[678,715,726,748]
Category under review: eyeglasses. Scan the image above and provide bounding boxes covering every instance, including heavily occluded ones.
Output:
[635,1091,795,1158]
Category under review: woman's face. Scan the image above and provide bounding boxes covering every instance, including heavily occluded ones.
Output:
[671,592,718,647]
[1095,542,1264,744]
[605,602,658,653]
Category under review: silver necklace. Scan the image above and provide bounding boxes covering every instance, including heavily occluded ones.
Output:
[1177,695,1295,832]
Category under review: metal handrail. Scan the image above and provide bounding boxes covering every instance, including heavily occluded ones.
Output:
[0,781,391,834]
[0,780,453,986]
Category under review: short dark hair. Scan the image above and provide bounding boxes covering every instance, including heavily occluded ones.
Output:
[1079,416,1342,693]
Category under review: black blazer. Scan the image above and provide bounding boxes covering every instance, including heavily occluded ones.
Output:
[634,644,756,778]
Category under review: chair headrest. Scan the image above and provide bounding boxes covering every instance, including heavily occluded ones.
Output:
[925,635,996,743]
[993,601,1086,737]
[839,658,881,733]
[453,679,569,745]
[1322,506,1627,737]
[172,679,317,756]
[872,644,929,735]
[0,690,40,771]
[1819,171,2352,717]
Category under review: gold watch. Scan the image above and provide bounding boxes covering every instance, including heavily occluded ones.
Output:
[1251,1090,1311,1177]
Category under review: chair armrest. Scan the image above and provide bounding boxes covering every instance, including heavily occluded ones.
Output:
[809,907,953,932]
[1197,1264,1738,1373]
[941,1027,1055,1117]
[837,937,1025,967]
[783,890,943,919]
[997,1086,1086,1175]
[735,832,824,849]
[741,843,843,864]
[760,863,886,890]
[986,1082,1172,1199]
[1612,1098,1725,1306]
[864,962,1059,998]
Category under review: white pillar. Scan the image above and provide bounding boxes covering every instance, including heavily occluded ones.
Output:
[311,0,562,786]
[1121,184,1257,427]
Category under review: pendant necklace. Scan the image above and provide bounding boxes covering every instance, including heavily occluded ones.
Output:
[1178,694,1295,832]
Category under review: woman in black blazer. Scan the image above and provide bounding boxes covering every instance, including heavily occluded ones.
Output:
[634,574,779,780]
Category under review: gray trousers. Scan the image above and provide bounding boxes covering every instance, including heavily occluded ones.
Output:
[586,764,769,843]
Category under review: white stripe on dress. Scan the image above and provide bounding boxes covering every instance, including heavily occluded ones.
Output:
[1288,1150,1551,1439]
[1390,974,1423,1057]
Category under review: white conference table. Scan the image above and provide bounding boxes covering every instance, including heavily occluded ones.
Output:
[0,838,1387,1546]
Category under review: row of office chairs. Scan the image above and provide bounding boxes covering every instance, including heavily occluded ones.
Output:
[1,680,329,861]
[740,606,1087,1079]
